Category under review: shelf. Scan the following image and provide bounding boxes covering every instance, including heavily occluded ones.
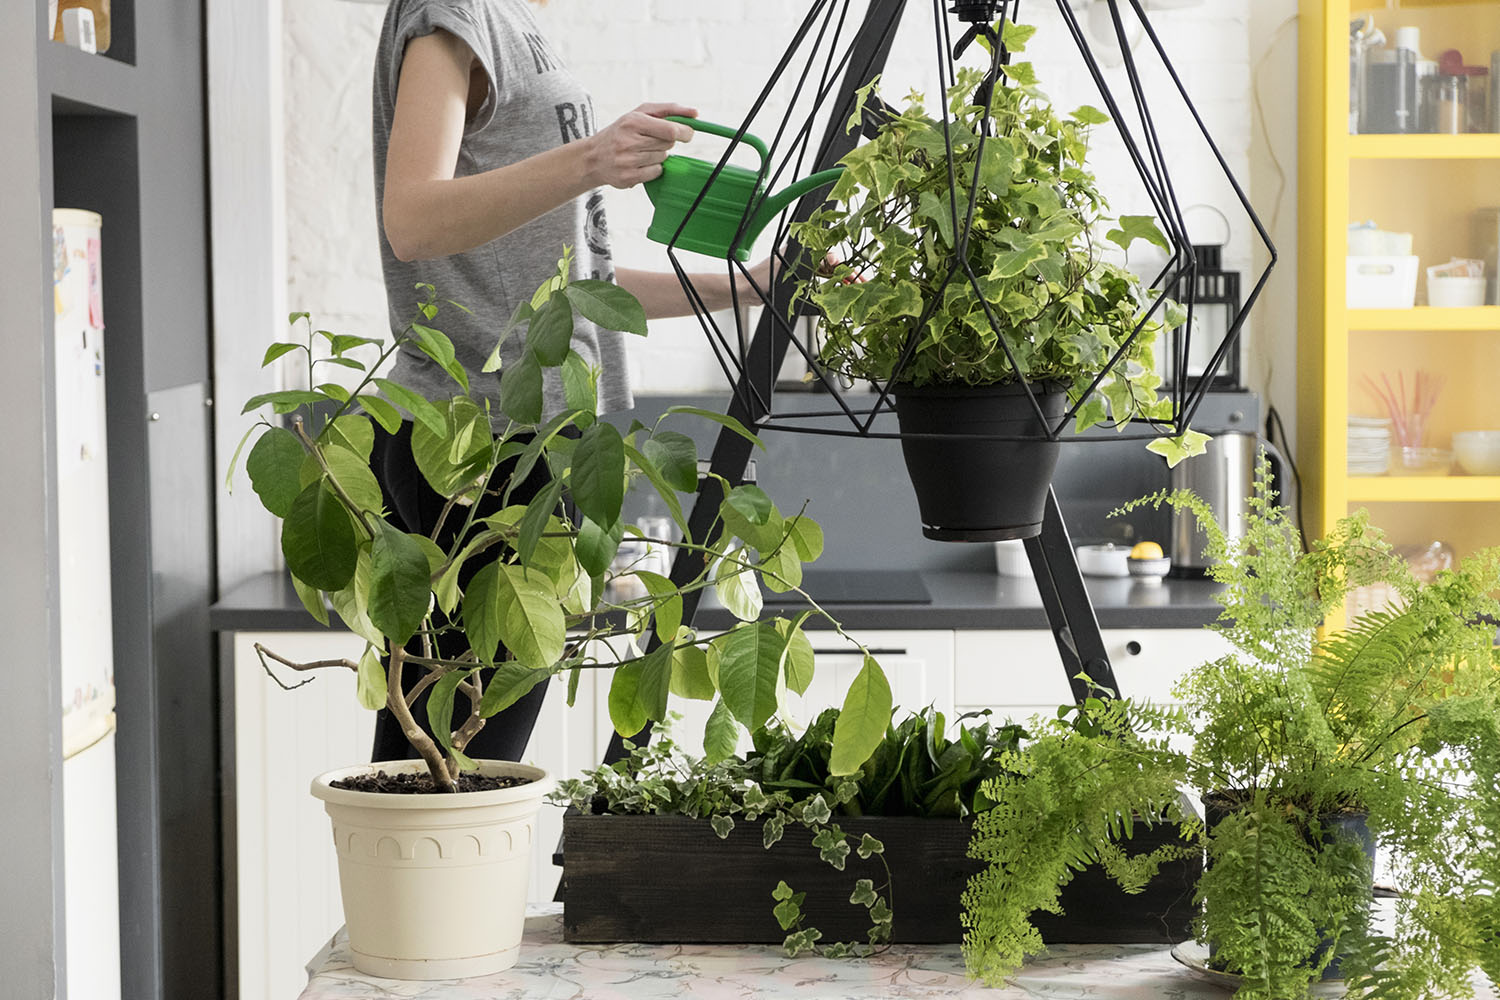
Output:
[1345,476,1500,502]
[1349,134,1500,159]
[1348,307,1500,331]
[43,42,139,117]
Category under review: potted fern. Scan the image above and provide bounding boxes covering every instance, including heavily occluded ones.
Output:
[233,255,894,979]
[791,24,1198,542]
[961,459,1500,999]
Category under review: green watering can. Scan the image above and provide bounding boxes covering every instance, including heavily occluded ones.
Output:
[643,117,844,262]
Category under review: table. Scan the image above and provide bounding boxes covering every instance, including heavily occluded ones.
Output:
[298,906,1263,999]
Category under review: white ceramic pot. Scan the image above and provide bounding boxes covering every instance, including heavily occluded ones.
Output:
[311,759,552,980]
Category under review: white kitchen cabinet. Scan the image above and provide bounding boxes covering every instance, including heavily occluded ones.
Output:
[952,628,1232,726]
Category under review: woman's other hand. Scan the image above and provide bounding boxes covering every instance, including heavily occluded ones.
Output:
[586,104,698,189]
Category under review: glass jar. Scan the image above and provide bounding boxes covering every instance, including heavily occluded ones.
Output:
[1429,73,1467,134]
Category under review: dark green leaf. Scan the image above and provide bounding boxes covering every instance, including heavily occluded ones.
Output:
[261,341,303,366]
[515,478,565,569]
[608,663,648,738]
[499,349,544,425]
[565,279,648,335]
[716,623,785,731]
[641,431,698,493]
[526,293,575,367]
[367,520,432,646]
[281,481,358,591]
[576,516,624,578]
[241,389,326,415]
[560,351,597,417]
[572,421,626,528]
[479,663,553,718]
[662,406,764,450]
[356,394,402,434]
[372,378,447,438]
[623,444,689,542]
[246,427,306,518]
[426,670,468,752]
[411,323,469,392]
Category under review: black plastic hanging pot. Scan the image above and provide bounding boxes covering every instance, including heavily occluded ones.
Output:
[889,380,1067,543]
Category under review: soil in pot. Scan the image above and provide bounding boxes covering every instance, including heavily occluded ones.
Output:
[889,380,1067,542]
[331,769,533,794]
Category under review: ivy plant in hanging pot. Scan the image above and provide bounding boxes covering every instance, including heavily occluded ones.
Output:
[232,255,894,980]
[792,29,1196,541]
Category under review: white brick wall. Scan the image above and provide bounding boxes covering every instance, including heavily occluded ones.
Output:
[284,0,1268,397]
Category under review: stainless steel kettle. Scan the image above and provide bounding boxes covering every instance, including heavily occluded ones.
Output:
[1169,431,1289,576]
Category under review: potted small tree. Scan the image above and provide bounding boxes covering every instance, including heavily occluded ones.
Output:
[791,26,1198,540]
[234,254,894,979]
[960,459,1500,999]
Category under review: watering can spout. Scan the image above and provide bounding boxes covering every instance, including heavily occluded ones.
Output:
[643,117,845,261]
[745,167,846,247]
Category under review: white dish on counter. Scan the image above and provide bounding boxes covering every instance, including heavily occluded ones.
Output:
[1454,430,1500,476]
[1076,543,1130,578]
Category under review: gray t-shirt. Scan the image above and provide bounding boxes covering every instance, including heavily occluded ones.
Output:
[373,0,631,422]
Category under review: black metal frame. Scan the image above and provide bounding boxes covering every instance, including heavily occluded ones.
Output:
[601,0,1159,764]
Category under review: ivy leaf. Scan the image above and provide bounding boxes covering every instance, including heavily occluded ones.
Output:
[850,878,878,907]
[356,645,387,711]
[801,794,832,826]
[246,427,306,518]
[1071,104,1111,126]
[281,480,358,591]
[1148,429,1212,467]
[1106,215,1170,253]
[812,827,851,870]
[564,279,648,335]
[856,833,885,859]
[703,699,740,765]
[829,655,893,775]
[710,814,736,840]
[762,812,786,849]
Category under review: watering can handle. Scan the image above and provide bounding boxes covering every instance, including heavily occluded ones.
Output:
[665,116,770,168]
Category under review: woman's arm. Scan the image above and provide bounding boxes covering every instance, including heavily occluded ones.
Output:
[382,30,696,262]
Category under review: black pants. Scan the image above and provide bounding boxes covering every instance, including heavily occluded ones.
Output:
[368,420,553,763]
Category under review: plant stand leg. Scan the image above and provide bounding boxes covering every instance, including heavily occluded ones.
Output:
[601,0,911,766]
[1023,489,1121,703]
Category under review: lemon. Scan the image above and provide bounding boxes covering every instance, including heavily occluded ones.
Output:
[1130,541,1164,560]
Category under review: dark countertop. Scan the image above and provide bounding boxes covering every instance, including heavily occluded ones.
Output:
[211,570,1225,634]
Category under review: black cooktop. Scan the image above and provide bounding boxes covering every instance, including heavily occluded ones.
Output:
[762,569,931,606]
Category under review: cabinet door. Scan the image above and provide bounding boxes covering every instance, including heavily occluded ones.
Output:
[952,628,1232,724]
[590,629,956,761]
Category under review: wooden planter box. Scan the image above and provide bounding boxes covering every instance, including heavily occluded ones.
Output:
[558,812,1201,945]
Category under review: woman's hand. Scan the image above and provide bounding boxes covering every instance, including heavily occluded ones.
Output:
[585,104,699,189]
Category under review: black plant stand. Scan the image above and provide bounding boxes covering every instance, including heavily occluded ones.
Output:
[598,0,1118,767]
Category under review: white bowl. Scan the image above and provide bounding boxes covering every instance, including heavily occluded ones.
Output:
[1428,275,1487,308]
[1454,430,1500,475]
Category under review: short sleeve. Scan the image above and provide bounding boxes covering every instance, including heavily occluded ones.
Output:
[387,1,499,135]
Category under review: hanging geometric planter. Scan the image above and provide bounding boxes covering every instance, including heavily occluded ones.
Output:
[643,0,1275,541]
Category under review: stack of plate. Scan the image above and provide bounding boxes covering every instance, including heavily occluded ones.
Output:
[1348,417,1392,476]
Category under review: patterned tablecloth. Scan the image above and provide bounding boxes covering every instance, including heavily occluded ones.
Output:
[299,905,1279,1000]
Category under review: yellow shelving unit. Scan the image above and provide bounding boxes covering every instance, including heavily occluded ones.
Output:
[1299,0,1500,560]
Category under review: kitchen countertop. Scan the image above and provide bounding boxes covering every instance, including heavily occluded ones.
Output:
[211,569,1225,634]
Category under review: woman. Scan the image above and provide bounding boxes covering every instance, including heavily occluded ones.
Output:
[369,0,766,762]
